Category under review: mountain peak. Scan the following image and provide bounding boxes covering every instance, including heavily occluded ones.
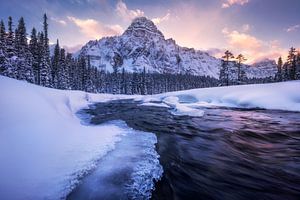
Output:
[123,17,164,39]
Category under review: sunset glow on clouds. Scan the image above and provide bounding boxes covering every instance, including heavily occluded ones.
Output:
[67,16,123,38]
[222,0,249,8]
[221,27,287,63]
[0,0,299,63]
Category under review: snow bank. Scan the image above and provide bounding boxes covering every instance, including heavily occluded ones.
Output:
[140,81,300,115]
[0,76,136,200]
[69,121,163,200]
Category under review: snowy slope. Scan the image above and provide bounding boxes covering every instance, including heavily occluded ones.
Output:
[78,17,222,78]
[0,76,140,200]
[246,59,278,78]
[138,81,300,115]
[78,17,277,79]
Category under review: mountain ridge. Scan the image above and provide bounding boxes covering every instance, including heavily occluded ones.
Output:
[77,17,277,79]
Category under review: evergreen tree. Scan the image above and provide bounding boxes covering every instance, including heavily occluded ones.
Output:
[65,53,73,89]
[0,20,9,75]
[6,16,15,59]
[38,32,51,87]
[236,54,247,82]
[120,67,127,94]
[296,52,300,80]
[141,66,146,95]
[0,20,6,47]
[43,14,50,63]
[14,17,34,82]
[221,50,234,86]
[51,39,60,87]
[14,17,27,56]
[276,57,283,81]
[287,47,297,80]
[30,28,40,84]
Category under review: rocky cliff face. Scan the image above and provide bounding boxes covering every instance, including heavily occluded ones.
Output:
[78,17,277,79]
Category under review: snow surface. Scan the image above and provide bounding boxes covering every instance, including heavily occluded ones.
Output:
[138,81,300,116]
[1,75,299,199]
[68,121,163,200]
[0,76,141,200]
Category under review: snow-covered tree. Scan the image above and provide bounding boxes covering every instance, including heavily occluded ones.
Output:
[296,52,300,80]
[51,39,60,87]
[236,54,247,82]
[14,17,34,82]
[287,47,297,80]
[38,32,51,87]
[0,20,10,75]
[29,28,40,84]
[220,50,234,86]
[276,57,283,81]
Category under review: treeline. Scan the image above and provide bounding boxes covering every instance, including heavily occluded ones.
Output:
[0,15,51,86]
[276,47,300,81]
[0,14,218,94]
[219,50,300,86]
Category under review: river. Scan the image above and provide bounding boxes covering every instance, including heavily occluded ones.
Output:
[68,99,300,200]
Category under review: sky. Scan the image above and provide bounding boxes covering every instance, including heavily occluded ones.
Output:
[0,0,299,63]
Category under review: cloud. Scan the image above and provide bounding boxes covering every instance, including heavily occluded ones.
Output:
[222,28,286,63]
[115,0,144,21]
[242,24,250,32]
[67,16,123,39]
[152,12,171,25]
[286,24,300,32]
[62,44,83,53]
[51,17,67,26]
[222,0,249,8]
[222,28,262,51]
[205,48,227,58]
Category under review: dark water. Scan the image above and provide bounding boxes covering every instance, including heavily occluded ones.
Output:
[72,99,300,200]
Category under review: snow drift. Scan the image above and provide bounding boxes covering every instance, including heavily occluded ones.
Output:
[0,76,136,200]
[139,81,300,115]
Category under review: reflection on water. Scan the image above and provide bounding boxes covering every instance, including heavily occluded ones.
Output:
[80,100,300,200]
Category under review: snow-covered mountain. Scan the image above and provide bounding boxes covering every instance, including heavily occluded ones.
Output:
[77,17,277,79]
[246,59,277,78]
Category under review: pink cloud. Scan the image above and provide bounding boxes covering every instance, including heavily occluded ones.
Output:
[222,28,286,63]
[115,0,144,21]
[67,16,123,39]
[222,0,249,8]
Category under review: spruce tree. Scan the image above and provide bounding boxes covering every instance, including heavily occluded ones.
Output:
[43,14,50,63]
[38,32,51,87]
[296,52,300,80]
[14,17,27,56]
[65,53,74,89]
[57,48,69,89]
[236,54,247,82]
[287,47,297,80]
[221,50,234,86]
[30,28,40,84]
[14,17,34,82]
[42,13,52,87]
[276,57,283,81]
[6,17,15,59]
[0,20,6,47]
[0,20,8,75]
[51,39,60,87]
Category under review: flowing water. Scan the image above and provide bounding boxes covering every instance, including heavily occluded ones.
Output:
[68,99,300,200]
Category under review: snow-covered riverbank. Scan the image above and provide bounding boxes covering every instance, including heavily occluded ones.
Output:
[0,76,139,199]
[138,81,300,116]
[1,75,299,199]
